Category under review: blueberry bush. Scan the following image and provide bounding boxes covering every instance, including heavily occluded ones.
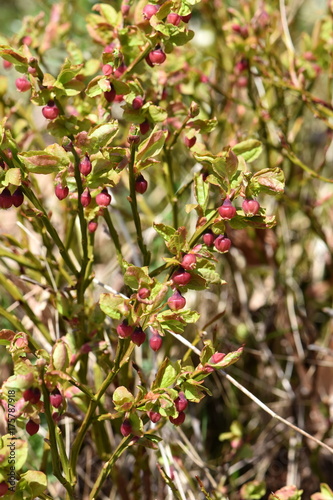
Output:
[0,0,332,499]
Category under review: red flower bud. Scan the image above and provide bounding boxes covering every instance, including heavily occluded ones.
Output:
[169,412,185,426]
[242,199,260,216]
[218,199,237,220]
[149,333,162,352]
[214,235,231,253]
[167,290,186,311]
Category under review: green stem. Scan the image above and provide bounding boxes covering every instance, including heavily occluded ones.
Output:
[21,186,77,275]
[0,305,30,334]
[188,209,218,247]
[120,42,153,80]
[103,209,124,269]
[89,436,133,500]
[70,146,90,297]
[41,383,76,498]
[283,150,333,184]
[69,341,135,480]
[64,212,77,251]
[0,249,43,271]
[163,148,178,229]
[128,144,150,265]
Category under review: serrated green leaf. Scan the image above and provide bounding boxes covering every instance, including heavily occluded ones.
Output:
[229,214,276,229]
[240,480,266,500]
[17,470,47,496]
[137,130,167,163]
[54,58,83,86]
[94,3,121,26]
[194,174,209,211]
[200,340,215,365]
[18,151,64,174]
[269,486,303,500]
[124,266,152,290]
[88,122,119,150]
[148,104,168,123]
[251,167,285,195]
[110,77,130,95]
[166,226,187,255]
[198,267,223,284]
[170,29,195,46]
[152,358,181,389]
[99,293,129,320]
[153,223,176,242]
[232,140,263,162]
[113,386,134,408]
[182,380,210,402]
[86,76,104,97]
[0,45,28,72]
[4,168,21,187]
[311,484,333,500]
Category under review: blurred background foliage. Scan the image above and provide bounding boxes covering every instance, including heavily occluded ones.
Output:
[0,0,333,499]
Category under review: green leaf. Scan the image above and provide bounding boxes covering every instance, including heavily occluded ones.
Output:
[200,340,215,365]
[179,310,200,323]
[99,293,129,320]
[147,104,168,123]
[4,168,21,187]
[232,140,263,163]
[152,358,181,389]
[229,214,277,229]
[98,77,112,92]
[311,484,333,500]
[251,168,285,195]
[170,29,195,46]
[188,118,217,133]
[18,151,64,174]
[269,486,303,500]
[0,45,28,73]
[54,58,83,86]
[194,174,209,211]
[124,266,152,290]
[198,267,224,285]
[62,78,86,96]
[160,319,187,333]
[44,143,71,166]
[153,223,176,242]
[181,272,207,291]
[86,76,104,97]
[17,470,47,496]
[88,122,119,150]
[193,151,229,180]
[113,386,134,409]
[157,309,200,333]
[137,130,167,163]
[150,15,172,36]
[110,77,130,95]
[240,480,266,500]
[182,380,210,402]
[93,3,121,26]
[0,435,28,471]
[156,1,173,19]
[166,226,187,255]
[209,347,243,369]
